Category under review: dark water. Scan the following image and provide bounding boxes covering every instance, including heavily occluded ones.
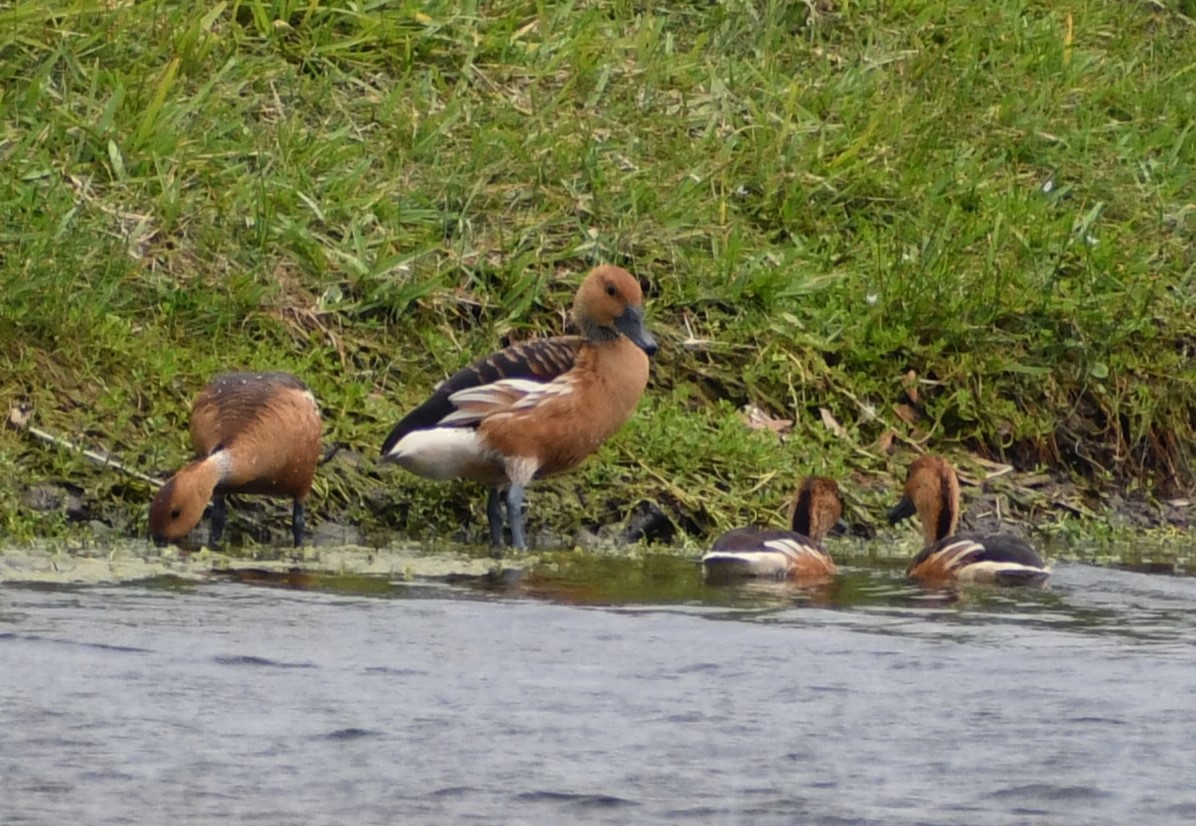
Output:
[3,558,1196,825]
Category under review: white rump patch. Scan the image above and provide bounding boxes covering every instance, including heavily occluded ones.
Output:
[702,550,792,579]
[385,428,496,481]
[957,561,1051,584]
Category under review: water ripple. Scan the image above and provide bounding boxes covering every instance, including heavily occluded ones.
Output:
[987,783,1115,802]
[0,632,150,654]
[211,654,316,669]
[322,728,379,740]
[513,790,640,809]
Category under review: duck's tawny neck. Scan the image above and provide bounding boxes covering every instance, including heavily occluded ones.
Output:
[790,479,841,542]
[923,467,960,544]
[189,453,228,498]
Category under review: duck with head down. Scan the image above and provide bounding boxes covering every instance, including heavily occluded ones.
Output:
[381,265,658,552]
[149,372,322,548]
[702,476,845,584]
[888,455,1049,586]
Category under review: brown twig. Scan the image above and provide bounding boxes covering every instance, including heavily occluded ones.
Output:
[7,405,162,488]
[7,404,284,539]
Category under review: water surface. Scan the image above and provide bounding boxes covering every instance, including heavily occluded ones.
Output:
[3,557,1196,824]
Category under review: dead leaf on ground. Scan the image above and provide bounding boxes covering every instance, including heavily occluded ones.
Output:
[970,455,1014,478]
[740,404,793,439]
[893,402,919,424]
[901,369,919,403]
[819,407,848,439]
[874,428,896,455]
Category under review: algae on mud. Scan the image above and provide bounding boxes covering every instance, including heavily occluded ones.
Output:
[1,1,1194,551]
[0,540,515,586]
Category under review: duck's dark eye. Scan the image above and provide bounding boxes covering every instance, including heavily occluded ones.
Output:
[170,508,182,520]
[605,284,617,296]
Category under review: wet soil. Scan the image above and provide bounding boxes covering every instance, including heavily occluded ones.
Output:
[9,451,1195,551]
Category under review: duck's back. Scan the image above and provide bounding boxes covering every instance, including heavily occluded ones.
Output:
[907,532,1048,585]
[190,372,321,497]
[704,527,835,581]
[381,336,584,454]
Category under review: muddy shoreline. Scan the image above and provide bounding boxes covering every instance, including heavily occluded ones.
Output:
[10,455,1193,558]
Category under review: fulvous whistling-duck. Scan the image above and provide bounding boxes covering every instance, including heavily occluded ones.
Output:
[149,372,322,548]
[702,477,844,583]
[888,455,1050,586]
[380,265,658,551]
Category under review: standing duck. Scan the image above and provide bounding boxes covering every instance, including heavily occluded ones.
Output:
[702,476,844,583]
[149,372,322,548]
[381,265,658,551]
[888,455,1049,585]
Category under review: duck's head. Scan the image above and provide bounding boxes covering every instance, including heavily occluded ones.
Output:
[887,454,959,543]
[790,476,845,542]
[574,265,658,357]
[149,463,216,546]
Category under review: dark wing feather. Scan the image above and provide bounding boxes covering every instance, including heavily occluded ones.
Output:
[960,533,1047,569]
[380,336,583,455]
[711,527,820,553]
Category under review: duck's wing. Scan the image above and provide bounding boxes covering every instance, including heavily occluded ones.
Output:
[437,376,576,427]
[709,527,820,553]
[703,528,833,581]
[381,336,583,455]
[907,533,1049,584]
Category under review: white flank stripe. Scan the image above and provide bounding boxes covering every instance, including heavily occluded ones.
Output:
[440,377,575,426]
[438,409,485,427]
[762,538,815,560]
[511,378,573,410]
[939,539,984,570]
[450,378,545,406]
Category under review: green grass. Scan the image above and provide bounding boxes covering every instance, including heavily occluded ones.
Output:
[1,0,1194,546]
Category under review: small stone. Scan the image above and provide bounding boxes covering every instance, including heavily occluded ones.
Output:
[21,484,63,512]
[20,483,87,521]
[572,527,605,550]
[622,500,675,545]
[65,491,88,522]
[88,520,115,540]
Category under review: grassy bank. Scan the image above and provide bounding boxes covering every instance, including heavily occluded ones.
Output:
[1,0,1194,547]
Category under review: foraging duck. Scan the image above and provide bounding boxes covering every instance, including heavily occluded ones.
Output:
[702,476,843,583]
[149,372,322,548]
[380,265,658,551]
[888,455,1050,585]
